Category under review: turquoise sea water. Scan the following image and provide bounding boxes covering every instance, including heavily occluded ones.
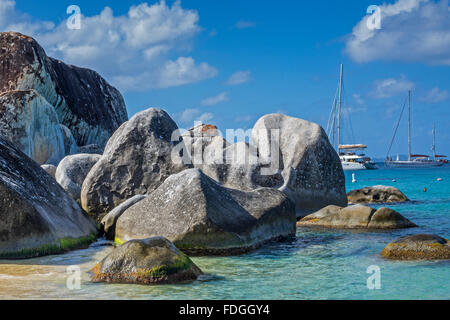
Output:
[0,165,449,300]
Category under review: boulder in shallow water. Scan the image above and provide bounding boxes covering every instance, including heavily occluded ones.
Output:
[0,136,97,259]
[347,185,408,204]
[116,168,296,255]
[81,108,189,219]
[101,195,147,240]
[56,154,101,204]
[298,205,416,229]
[380,234,450,260]
[0,90,66,165]
[251,114,347,217]
[90,237,202,285]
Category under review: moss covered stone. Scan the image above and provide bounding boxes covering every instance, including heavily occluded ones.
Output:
[381,234,450,260]
[91,237,202,285]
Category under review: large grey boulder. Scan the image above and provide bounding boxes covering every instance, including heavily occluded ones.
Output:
[0,32,128,148]
[381,234,450,260]
[55,154,102,204]
[81,108,189,219]
[182,124,282,191]
[251,114,347,217]
[101,195,147,240]
[0,90,66,165]
[297,205,417,229]
[90,237,202,285]
[116,168,296,255]
[348,185,409,204]
[0,136,97,259]
[78,144,103,155]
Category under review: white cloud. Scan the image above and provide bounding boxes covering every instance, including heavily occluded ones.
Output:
[235,20,256,29]
[352,93,365,106]
[345,0,450,65]
[226,70,251,85]
[178,108,214,125]
[201,92,228,106]
[372,76,415,98]
[0,0,217,91]
[421,87,449,103]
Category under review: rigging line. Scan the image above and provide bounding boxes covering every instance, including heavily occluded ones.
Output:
[386,96,408,159]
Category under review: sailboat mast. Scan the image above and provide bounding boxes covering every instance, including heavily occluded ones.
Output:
[408,90,411,161]
[337,64,343,151]
[433,124,436,160]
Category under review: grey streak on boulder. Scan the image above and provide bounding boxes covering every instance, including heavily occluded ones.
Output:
[0,136,96,259]
[60,124,78,155]
[55,154,101,204]
[0,90,66,165]
[251,114,347,217]
[81,108,189,219]
[101,195,147,240]
[116,168,296,255]
[0,32,128,148]
[78,144,104,155]
[90,237,202,285]
[41,164,57,179]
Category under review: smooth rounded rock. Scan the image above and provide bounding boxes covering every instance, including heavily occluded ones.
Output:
[348,185,408,204]
[56,154,101,204]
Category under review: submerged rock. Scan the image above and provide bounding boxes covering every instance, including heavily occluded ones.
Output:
[347,185,409,204]
[55,154,101,204]
[381,234,450,260]
[0,32,128,148]
[0,90,66,165]
[90,237,202,285]
[81,108,189,219]
[0,136,97,259]
[251,114,347,217]
[297,205,416,229]
[41,164,57,179]
[116,168,296,255]
[101,195,147,240]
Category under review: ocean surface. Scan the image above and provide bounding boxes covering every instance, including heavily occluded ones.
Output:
[0,165,449,300]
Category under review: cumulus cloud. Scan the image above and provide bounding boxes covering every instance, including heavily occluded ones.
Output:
[345,0,450,65]
[421,87,449,102]
[226,70,251,85]
[200,92,228,106]
[0,0,217,91]
[372,76,415,98]
[178,108,214,125]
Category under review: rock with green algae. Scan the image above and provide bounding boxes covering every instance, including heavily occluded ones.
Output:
[0,135,97,259]
[297,205,417,229]
[380,234,450,260]
[90,237,202,285]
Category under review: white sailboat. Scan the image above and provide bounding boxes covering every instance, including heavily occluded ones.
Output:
[385,91,443,168]
[327,64,377,171]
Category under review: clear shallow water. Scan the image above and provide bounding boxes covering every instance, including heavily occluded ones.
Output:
[0,165,449,300]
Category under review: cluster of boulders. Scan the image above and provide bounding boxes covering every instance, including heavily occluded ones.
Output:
[0,32,447,286]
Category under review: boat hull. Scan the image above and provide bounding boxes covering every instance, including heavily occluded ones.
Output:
[385,161,444,168]
[341,161,367,171]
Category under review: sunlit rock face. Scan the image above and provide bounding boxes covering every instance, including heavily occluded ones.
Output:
[0,32,128,148]
[0,89,66,165]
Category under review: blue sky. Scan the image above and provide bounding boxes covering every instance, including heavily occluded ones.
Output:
[2,0,450,157]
